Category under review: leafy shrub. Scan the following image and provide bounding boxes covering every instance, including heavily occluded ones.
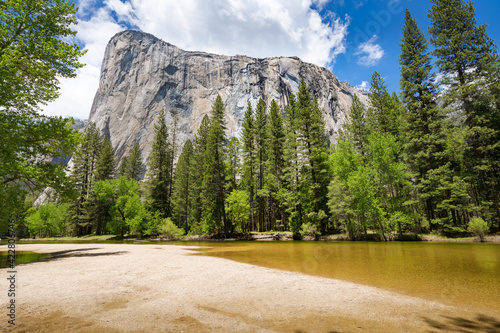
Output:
[467,217,489,242]
[160,218,184,239]
[299,222,320,240]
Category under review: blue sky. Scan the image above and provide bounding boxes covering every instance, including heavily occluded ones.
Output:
[45,0,500,119]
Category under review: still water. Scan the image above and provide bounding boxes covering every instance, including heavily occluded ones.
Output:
[183,241,500,313]
[0,251,51,268]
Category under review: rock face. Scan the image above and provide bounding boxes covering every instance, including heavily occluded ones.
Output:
[89,30,367,168]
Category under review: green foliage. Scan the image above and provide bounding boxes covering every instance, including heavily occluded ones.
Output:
[0,113,80,232]
[0,0,83,233]
[172,140,193,231]
[299,222,320,239]
[146,109,172,217]
[25,202,70,237]
[225,137,240,194]
[159,217,184,239]
[69,122,101,235]
[188,115,210,226]
[343,94,367,154]
[241,102,256,231]
[467,217,489,242]
[127,142,145,181]
[95,136,115,181]
[225,190,249,232]
[201,95,228,234]
[429,0,500,223]
[0,0,85,113]
[94,177,148,236]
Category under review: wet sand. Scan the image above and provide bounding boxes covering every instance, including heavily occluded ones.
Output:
[1,243,498,332]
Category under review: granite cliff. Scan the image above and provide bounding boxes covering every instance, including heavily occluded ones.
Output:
[89,30,367,167]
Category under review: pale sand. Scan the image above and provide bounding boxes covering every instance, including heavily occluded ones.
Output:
[0,243,498,332]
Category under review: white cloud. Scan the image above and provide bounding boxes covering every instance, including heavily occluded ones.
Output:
[355,35,384,67]
[43,5,126,119]
[42,0,350,119]
[353,0,365,9]
[356,81,369,91]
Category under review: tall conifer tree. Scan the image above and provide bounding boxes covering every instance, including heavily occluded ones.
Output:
[69,122,101,235]
[146,110,172,217]
[241,102,256,231]
[201,95,228,234]
[429,0,500,223]
[172,139,193,230]
[189,115,211,226]
[265,99,285,230]
[399,9,454,225]
[128,142,145,181]
[255,98,268,231]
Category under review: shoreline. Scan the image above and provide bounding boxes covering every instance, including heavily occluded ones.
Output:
[14,233,500,243]
[1,243,499,332]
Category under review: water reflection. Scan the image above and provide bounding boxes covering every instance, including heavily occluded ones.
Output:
[0,251,51,268]
[188,241,500,313]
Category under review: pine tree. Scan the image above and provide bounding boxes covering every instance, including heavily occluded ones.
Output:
[296,79,330,229]
[225,136,240,195]
[172,139,193,231]
[282,94,302,235]
[255,98,268,231]
[399,9,456,226]
[265,99,285,231]
[367,72,395,135]
[168,109,179,205]
[95,136,115,181]
[343,94,367,154]
[241,102,256,231]
[128,142,145,181]
[69,122,101,235]
[201,95,228,234]
[146,109,172,217]
[189,115,211,227]
[93,135,116,235]
[118,156,130,179]
[225,136,241,232]
[429,0,500,224]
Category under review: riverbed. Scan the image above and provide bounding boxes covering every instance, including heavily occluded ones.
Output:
[0,242,498,332]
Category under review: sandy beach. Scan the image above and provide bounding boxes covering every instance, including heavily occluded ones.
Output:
[1,243,498,332]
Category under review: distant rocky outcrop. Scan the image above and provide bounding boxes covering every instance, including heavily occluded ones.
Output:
[89,30,367,168]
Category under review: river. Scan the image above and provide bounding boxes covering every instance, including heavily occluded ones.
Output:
[184,241,500,314]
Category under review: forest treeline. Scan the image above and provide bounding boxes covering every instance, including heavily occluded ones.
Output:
[3,1,499,240]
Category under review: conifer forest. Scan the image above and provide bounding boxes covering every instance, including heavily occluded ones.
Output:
[1,0,499,241]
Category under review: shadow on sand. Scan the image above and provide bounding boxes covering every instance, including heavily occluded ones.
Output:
[20,247,128,266]
[422,314,500,332]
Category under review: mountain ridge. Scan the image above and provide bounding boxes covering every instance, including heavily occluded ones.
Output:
[88,29,367,168]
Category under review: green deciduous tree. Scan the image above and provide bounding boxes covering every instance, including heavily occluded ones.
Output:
[0,0,84,231]
[25,202,70,237]
[225,190,250,232]
[0,0,85,113]
[95,177,148,236]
